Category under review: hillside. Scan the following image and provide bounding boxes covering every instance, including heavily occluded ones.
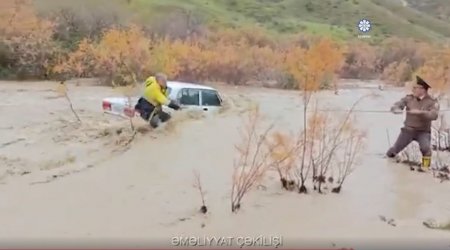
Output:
[407,0,450,22]
[33,0,450,43]
[128,0,450,42]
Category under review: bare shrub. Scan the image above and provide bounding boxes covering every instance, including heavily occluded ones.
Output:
[381,59,413,86]
[377,38,431,76]
[432,115,450,151]
[110,76,140,146]
[340,40,378,79]
[266,96,368,195]
[56,81,81,123]
[308,109,336,193]
[267,131,300,191]
[231,106,274,213]
[331,123,366,193]
[34,0,132,46]
[193,169,207,214]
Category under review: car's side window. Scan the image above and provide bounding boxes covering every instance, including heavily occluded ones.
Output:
[178,88,200,106]
[201,90,221,106]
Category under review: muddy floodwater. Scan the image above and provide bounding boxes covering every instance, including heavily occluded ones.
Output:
[0,80,449,249]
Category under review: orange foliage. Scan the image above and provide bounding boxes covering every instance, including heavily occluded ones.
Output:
[285,38,344,91]
[0,0,58,78]
[204,42,284,85]
[53,39,96,78]
[0,0,53,37]
[415,48,450,95]
[164,40,211,82]
[267,131,299,183]
[48,17,344,88]
[3,0,446,91]
[377,38,432,84]
[265,105,367,193]
[55,25,153,84]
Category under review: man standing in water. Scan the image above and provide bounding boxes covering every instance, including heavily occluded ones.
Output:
[386,76,439,171]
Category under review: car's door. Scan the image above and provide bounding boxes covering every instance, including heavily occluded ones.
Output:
[177,88,203,111]
[200,89,222,113]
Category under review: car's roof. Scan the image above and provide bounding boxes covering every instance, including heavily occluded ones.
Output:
[167,81,216,91]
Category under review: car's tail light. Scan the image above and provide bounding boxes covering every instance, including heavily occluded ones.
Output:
[102,101,111,111]
[124,106,135,118]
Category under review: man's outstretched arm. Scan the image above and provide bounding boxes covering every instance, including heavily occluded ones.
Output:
[390,96,408,113]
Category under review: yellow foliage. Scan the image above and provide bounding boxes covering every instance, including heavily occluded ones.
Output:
[53,39,96,76]
[285,38,344,91]
[0,0,57,78]
[268,131,297,163]
[54,25,153,85]
[415,48,450,95]
[0,0,53,38]
[147,38,183,78]
[3,0,449,90]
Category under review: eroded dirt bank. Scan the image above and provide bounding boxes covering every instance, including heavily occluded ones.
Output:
[0,80,448,249]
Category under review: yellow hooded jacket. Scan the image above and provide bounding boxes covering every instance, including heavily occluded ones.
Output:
[143,76,170,106]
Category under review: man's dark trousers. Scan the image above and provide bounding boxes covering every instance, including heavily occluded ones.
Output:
[134,97,171,127]
[386,127,432,157]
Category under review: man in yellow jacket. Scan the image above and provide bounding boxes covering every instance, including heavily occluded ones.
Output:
[135,73,180,128]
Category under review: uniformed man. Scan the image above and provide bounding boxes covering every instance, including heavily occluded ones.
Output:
[134,73,181,128]
[386,76,439,170]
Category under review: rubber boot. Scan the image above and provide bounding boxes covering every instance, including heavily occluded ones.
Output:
[421,156,431,171]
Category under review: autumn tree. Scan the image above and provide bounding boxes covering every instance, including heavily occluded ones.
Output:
[415,47,450,97]
[381,59,412,86]
[340,40,378,79]
[164,39,213,82]
[145,37,183,79]
[284,38,344,192]
[266,103,367,194]
[378,39,434,86]
[1,0,445,92]
[0,0,59,79]
[54,25,154,85]
[285,38,344,91]
[53,39,96,79]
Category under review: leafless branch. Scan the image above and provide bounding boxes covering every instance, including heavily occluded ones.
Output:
[231,107,274,212]
[59,81,81,123]
[193,169,207,213]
